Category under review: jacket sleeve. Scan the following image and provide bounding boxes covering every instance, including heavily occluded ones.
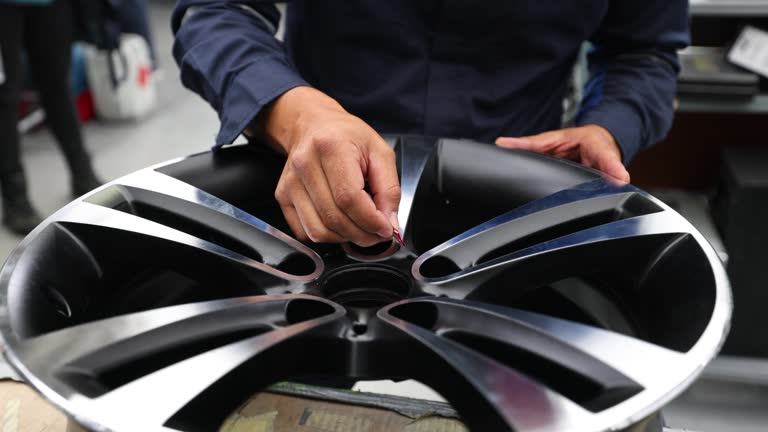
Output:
[172,0,308,146]
[576,1,690,162]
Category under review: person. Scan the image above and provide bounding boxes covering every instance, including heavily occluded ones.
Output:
[172,1,688,247]
[0,0,102,235]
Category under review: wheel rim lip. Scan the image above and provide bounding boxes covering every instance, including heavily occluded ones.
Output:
[0,144,733,432]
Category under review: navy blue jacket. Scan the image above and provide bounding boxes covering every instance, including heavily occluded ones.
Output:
[172,1,689,162]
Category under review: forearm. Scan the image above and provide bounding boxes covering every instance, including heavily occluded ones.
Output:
[579,0,689,162]
[172,1,308,146]
[576,49,680,162]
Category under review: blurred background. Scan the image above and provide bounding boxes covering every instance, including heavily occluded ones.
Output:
[1,1,768,431]
[0,0,221,259]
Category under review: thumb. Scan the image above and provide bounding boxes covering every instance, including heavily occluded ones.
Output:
[598,156,631,184]
[367,147,402,233]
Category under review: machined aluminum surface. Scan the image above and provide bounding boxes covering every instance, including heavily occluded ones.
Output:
[0,137,731,432]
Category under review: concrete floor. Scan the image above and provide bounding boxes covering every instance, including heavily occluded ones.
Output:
[1,2,767,431]
[0,1,218,261]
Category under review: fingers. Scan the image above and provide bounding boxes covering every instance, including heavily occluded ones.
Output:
[495,136,535,150]
[278,174,377,245]
[316,137,394,238]
[267,91,399,245]
[597,156,631,184]
[289,182,346,244]
[276,163,341,244]
[496,126,632,183]
[279,202,310,243]
[574,125,631,184]
[581,144,630,183]
[366,138,401,232]
[277,130,398,246]
[496,131,579,161]
[281,153,382,246]
[495,130,567,151]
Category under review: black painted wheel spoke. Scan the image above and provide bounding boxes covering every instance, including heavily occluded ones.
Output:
[60,169,321,280]
[92,306,341,430]
[416,179,629,267]
[483,302,690,388]
[415,179,688,296]
[378,299,593,430]
[378,297,688,429]
[19,295,338,382]
[18,295,343,429]
[388,297,686,389]
[395,137,435,240]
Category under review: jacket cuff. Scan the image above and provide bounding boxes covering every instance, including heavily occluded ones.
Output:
[215,60,309,147]
[576,102,644,163]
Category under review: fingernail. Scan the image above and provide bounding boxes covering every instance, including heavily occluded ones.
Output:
[389,212,400,231]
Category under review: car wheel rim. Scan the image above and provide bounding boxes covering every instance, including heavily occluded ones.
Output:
[0,137,731,432]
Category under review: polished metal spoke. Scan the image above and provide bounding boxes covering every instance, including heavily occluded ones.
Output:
[378,300,592,431]
[16,296,335,391]
[56,202,308,281]
[120,169,321,275]
[396,137,435,240]
[422,212,687,296]
[18,296,250,371]
[414,178,688,296]
[73,302,342,430]
[397,298,688,390]
[416,178,632,268]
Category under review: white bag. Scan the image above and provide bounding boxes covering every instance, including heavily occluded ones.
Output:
[84,34,156,121]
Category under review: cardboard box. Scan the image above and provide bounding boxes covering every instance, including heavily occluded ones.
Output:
[1,380,466,432]
[217,390,467,432]
[0,380,69,432]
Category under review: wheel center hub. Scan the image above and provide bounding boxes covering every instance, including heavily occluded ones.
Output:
[321,264,411,310]
[342,239,400,261]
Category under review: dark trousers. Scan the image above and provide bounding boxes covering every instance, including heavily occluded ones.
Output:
[0,0,92,189]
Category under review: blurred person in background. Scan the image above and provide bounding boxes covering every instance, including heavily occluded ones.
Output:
[0,0,101,235]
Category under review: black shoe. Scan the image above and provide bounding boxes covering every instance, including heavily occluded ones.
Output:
[71,172,104,198]
[2,200,43,235]
[1,171,44,235]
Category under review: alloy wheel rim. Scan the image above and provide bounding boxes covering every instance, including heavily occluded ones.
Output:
[0,137,731,432]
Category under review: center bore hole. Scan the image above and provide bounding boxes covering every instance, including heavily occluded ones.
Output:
[322,265,410,309]
[346,240,394,256]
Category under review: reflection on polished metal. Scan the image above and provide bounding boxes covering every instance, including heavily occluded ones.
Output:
[0,137,731,432]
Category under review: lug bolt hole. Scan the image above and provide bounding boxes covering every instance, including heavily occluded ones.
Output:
[352,323,368,335]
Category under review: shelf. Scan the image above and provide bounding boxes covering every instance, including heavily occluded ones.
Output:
[690,0,768,16]
[676,94,768,113]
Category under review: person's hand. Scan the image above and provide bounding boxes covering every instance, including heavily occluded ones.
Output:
[257,86,400,246]
[495,125,631,183]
